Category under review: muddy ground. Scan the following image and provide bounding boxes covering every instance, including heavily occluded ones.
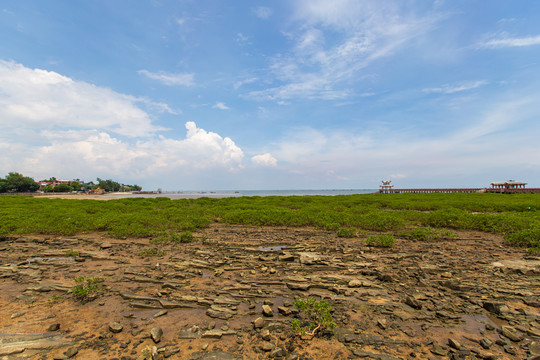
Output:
[0,224,539,360]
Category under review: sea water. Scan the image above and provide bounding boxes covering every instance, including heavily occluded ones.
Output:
[104,189,376,199]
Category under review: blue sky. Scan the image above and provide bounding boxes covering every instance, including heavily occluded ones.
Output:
[1,0,539,190]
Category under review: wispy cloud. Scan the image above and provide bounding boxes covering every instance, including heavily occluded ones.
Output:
[213,102,230,110]
[234,77,258,90]
[138,69,195,86]
[247,0,440,101]
[253,6,273,19]
[477,34,540,49]
[423,80,488,94]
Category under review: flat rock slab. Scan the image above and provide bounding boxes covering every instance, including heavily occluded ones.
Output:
[189,351,243,360]
[0,333,73,356]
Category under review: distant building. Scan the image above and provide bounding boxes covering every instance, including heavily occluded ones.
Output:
[490,180,527,190]
[379,180,394,193]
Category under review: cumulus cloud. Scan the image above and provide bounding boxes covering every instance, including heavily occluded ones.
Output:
[212,102,230,110]
[0,60,162,137]
[0,61,248,185]
[138,69,195,86]
[251,153,277,167]
[5,121,245,184]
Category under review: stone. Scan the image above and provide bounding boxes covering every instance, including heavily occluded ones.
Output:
[286,282,310,291]
[261,329,271,341]
[189,352,242,360]
[501,326,523,342]
[483,301,510,315]
[262,304,273,317]
[153,310,168,318]
[404,296,422,310]
[278,254,295,262]
[150,326,163,343]
[261,342,276,352]
[269,347,285,358]
[108,321,123,333]
[277,306,290,315]
[431,344,447,356]
[253,317,265,329]
[529,342,540,356]
[47,323,60,332]
[11,312,25,319]
[448,338,461,350]
[479,338,493,349]
[298,252,321,265]
[64,347,78,358]
[206,305,236,320]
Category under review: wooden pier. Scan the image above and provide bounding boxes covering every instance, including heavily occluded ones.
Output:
[378,188,540,194]
[377,188,484,194]
[376,180,540,194]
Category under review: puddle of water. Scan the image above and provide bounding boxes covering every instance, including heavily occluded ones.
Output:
[258,245,286,251]
[26,257,75,264]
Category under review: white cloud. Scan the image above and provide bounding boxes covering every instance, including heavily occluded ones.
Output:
[263,91,540,187]
[138,69,195,86]
[0,60,162,137]
[251,153,277,167]
[477,34,540,49]
[253,6,273,19]
[423,80,488,94]
[234,77,258,90]
[212,102,230,110]
[246,0,439,101]
[3,121,245,184]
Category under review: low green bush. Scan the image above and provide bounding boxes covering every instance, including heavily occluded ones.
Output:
[504,228,540,248]
[365,234,396,248]
[398,227,457,241]
[337,227,357,238]
[72,276,105,302]
[139,247,166,257]
[291,297,336,337]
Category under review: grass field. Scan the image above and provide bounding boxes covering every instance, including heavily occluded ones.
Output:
[0,193,538,251]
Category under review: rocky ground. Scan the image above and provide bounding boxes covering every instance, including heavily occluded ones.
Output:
[0,224,539,360]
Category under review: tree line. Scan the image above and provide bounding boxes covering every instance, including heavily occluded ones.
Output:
[0,172,142,193]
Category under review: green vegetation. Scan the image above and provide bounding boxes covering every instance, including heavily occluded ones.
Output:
[398,226,458,242]
[65,249,80,257]
[365,233,396,248]
[72,276,105,302]
[337,227,357,238]
[291,297,336,337]
[0,172,39,193]
[0,193,538,251]
[139,247,166,257]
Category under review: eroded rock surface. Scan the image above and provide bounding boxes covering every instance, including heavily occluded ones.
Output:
[0,225,539,359]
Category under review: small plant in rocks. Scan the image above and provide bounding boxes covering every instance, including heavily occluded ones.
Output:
[72,276,105,302]
[291,297,336,338]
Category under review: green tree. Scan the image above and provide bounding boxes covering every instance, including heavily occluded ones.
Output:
[0,179,8,193]
[70,181,82,191]
[3,172,39,192]
[96,178,121,192]
[53,183,73,192]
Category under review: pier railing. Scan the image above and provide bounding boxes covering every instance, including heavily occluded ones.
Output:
[377,188,540,194]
